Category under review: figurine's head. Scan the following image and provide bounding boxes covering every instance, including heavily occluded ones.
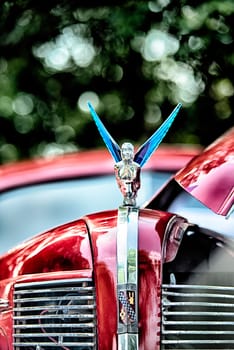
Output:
[121,142,134,161]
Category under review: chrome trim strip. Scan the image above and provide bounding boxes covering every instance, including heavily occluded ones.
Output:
[14,277,92,288]
[14,322,95,328]
[162,340,234,344]
[163,284,234,290]
[117,206,139,349]
[13,314,94,320]
[163,330,234,334]
[163,290,234,299]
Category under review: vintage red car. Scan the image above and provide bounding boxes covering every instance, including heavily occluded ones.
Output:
[0,127,234,350]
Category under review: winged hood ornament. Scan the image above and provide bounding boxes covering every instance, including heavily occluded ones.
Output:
[88,101,182,206]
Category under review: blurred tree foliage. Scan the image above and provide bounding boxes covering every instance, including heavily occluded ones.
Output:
[0,0,233,163]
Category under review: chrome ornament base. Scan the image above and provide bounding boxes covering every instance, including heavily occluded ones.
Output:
[118,333,139,350]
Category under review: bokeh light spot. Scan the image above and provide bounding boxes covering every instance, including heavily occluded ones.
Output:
[142,29,179,62]
[12,93,34,115]
[78,91,99,112]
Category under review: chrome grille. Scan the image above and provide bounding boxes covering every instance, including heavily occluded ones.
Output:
[161,284,234,349]
[13,278,96,349]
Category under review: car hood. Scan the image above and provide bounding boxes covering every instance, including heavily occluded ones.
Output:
[174,127,234,217]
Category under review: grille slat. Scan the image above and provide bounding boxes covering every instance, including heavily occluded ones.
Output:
[14,342,95,347]
[163,330,234,335]
[14,286,94,294]
[162,283,234,350]
[13,278,96,350]
[14,295,94,303]
[14,322,95,328]
[164,301,234,307]
[164,320,234,325]
[14,332,95,337]
[14,304,95,311]
[14,313,94,320]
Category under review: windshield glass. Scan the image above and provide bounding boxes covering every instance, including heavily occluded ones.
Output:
[0,170,172,254]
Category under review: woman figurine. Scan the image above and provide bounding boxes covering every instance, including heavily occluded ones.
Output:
[114,142,140,206]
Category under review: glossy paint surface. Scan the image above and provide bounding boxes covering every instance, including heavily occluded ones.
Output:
[175,127,234,216]
[0,145,199,192]
[0,219,93,280]
[0,324,9,350]
[85,210,118,350]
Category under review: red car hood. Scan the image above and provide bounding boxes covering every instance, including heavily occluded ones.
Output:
[174,128,234,217]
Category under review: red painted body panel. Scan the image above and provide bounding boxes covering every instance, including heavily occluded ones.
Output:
[0,320,10,350]
[84,210,118,350]
[175,128,234,216]
[0,145,200,191]
[0,220,93,280]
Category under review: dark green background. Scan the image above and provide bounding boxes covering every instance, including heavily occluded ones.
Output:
[0,0,233,163]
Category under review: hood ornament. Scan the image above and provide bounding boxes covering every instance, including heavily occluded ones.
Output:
[88,101,182,207]
[88,100,182,349]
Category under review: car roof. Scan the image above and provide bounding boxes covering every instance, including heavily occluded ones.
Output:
[0,144,200,192]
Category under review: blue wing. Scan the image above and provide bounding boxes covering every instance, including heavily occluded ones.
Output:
[87,101,121,162]
[134,103,182,167]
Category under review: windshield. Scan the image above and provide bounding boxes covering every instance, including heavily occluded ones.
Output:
[0,170,172,254]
